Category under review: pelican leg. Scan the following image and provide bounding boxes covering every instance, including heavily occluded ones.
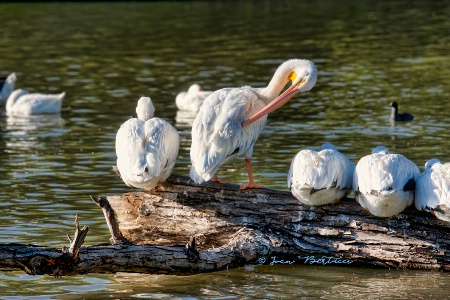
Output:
[211,173,226,184]
[240,158,264,190]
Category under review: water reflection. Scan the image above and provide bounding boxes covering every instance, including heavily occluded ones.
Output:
[4,115,67,148]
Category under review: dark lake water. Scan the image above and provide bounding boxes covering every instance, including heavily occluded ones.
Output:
[0,1,449,298]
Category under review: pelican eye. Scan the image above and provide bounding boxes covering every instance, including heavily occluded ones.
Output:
[296,77,307,87]
[144,167,149,172]
[288,71,297,82]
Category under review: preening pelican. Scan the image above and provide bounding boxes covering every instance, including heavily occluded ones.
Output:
[353,146,420,217]
[415,158,450,222]
[6,89,65,116]
[176,84,212,112]
[0,72,17,104]
[389,101,414,121]
[190,59,318,189]
[287,143,355,206]
[115,97,180,190]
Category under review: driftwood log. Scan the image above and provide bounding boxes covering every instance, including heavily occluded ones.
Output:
[1,174,450,276]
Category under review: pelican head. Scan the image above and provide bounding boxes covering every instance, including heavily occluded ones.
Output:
[136,96,155,121]
[288,59,318,93]
[320,143,337,151]
[425,158,440,170]
[188,84,202,93]
[242,59,318,128]
[372,146,389,155]
[1,72,17,100]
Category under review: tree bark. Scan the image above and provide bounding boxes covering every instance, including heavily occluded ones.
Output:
[1,174,450,276]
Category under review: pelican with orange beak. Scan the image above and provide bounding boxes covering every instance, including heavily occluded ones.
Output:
[190,59,318,189]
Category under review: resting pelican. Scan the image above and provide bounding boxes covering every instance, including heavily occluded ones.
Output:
[6,89,65,116]
[389,101,414,121]
[190,59,318,189]
[176,84,212,112]
[353,146,420,217]
[115,97,180,190]
[0,72,17,104]
[415,158,450,222]
[287,143,355,206]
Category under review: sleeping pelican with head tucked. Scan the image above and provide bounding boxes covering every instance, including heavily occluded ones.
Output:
[287,143,355,206]
[115,96,180,190]
[415,158,450,222]
[353,146,420,217]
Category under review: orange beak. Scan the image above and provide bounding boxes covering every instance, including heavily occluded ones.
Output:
[241,82,302,128]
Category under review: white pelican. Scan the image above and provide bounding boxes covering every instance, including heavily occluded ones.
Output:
[389,101,414,121]
[0,72,17,104]
[415,159,450,222]
[175,83,212,112]
[115,96,180,190]
[6,89,65,116]
[353,146,420,217]
[189,59,318,189]
[287,143,355,206]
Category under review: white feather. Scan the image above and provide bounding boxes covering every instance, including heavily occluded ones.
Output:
[6,89,65,116]
[189,59,318,187]
[353,146,420,217]
[415,159,450,222]
[116,97,180,190]
[287,143,355,206]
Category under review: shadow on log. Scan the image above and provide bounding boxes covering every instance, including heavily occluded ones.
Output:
[1,174,450,276]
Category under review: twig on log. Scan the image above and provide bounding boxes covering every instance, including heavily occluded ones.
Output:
[68,215,89,260]
[90,195,129,245]
[185,236,200,262]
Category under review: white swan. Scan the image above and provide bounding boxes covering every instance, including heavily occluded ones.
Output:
[415,158,450,222]
[175,83,212,112]
[353,146,420,217]
[0,72,17,104]
[190,59,318,189]
[6,89,65,116]
[287,143,355,206]
[115,96,180,190]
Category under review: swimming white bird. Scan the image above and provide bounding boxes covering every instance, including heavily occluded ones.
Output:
[415,158,450,222]
[115,96,180,190]
[353,146,420,217]
[176,83,212,112]
[287,143,355,206]
[6,89,65,116]
[190,59,318,189]
[0,72,17,104]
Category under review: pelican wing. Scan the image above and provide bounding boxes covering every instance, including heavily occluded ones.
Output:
[354,153,419,194]
[288,149,317,189]
[288,148,355,191]
[144,118,180,182]
[190,87,266,183]
[115,118,147,186]
[320,149,355,189]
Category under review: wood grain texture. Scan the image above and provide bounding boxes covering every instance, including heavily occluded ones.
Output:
[1,174,449,276]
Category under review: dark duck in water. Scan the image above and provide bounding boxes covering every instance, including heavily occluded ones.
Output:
[389,101,414,121]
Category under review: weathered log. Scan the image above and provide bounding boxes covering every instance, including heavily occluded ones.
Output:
[107,174,450,271]
[1,174,450,276]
